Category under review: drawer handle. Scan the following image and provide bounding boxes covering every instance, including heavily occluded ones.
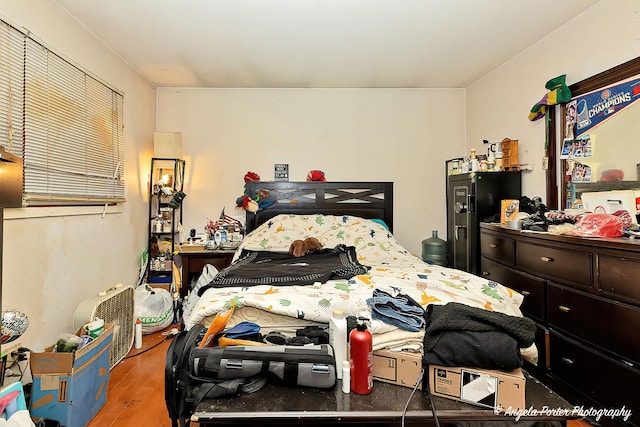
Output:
[521,290,530,296]
[540,256,554,262]
[561,357,574,366]
[558,305,571,313]
[622,359,634,368]
[489,243,497,248]
[482,271,490,276]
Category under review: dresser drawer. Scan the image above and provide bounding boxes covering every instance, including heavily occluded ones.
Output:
[530,322,549,370]
[548,284,640,364]
[480,232,515,265]
[516,241,592,289]
[480,257,545,322]
[598,255,640,302]
[189,256,231,273]
[549,331,639,426]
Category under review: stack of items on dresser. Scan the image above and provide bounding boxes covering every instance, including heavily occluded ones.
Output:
[517,193,639,238]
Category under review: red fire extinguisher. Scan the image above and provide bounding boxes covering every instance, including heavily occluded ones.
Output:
[349,319,373,394]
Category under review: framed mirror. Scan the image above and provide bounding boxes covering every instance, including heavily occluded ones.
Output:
[546,56,640,211]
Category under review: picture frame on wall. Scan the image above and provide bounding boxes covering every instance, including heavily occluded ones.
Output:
[274,164,289,181]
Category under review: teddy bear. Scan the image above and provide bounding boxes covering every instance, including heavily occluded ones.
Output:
[288,237,323,257]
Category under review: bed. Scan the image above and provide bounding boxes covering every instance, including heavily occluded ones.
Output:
[182,181,533,362]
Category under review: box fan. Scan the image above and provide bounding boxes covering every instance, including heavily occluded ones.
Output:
[74,283,135,368]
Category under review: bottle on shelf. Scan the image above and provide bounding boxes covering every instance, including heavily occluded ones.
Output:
[469,148,479,172]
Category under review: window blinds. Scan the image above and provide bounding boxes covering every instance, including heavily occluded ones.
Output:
[0,20,24,160]
[1,18,125,206]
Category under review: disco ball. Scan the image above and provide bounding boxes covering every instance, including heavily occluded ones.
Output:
[1,310,29,344]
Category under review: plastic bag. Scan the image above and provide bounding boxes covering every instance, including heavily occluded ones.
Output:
[571,213,624,238]
[182,264,219,326]
[134,284,174,334]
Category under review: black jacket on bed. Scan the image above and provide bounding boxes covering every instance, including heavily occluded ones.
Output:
[197,244,369,296]
[422,302,536,371]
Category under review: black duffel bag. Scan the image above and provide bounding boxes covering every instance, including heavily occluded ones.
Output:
[191,343,336,389]
[166,324,336,427]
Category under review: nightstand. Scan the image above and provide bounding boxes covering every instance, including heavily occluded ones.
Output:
[174,249,235,299]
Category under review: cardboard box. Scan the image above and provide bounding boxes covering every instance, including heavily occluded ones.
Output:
[428,365,526,411]
[153,131,183,159]
[372,349,423,389]
[30,324,114,427]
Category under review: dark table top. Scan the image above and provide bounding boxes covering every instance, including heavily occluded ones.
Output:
[192,371,577,426]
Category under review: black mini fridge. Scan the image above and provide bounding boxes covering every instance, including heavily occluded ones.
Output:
[446,171,521,275]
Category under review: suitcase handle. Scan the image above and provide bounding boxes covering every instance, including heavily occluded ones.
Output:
[98,283,124,297]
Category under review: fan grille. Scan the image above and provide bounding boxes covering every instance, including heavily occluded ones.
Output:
[75,285,135,368]
[93,287,134,367]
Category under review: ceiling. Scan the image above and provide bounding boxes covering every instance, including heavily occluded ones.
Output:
[55,0,600,89]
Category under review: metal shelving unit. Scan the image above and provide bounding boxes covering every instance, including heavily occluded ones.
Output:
[146,157,186,286]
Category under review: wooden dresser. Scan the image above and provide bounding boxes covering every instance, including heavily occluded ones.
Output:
[479,223,639,425]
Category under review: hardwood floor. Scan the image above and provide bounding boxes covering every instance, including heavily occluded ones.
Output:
[86,325,596,427]
[87,326,175,427]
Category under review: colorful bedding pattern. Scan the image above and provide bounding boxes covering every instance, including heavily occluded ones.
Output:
[186,214,525,334]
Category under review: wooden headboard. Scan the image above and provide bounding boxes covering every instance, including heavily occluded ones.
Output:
[244,181,394,233]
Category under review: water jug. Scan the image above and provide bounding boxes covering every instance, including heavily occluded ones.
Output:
[421,230,447,266]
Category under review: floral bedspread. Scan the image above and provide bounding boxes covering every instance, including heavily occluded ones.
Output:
[185,214,524,334]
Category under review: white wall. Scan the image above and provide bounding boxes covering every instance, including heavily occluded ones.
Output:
[1,2,156,351]
[466,0,640,206]
[156,88,466,255]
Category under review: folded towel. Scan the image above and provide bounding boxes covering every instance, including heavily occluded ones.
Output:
[367,289,425,332]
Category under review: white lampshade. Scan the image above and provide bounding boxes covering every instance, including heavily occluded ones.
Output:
[153,132,183,159]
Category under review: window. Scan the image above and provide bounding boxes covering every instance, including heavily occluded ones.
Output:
[1,18,125,206]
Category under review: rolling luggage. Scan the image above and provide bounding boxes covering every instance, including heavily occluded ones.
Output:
[165,324,336,427]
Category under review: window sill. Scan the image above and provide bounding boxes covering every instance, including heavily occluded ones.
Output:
[3,204,123,220]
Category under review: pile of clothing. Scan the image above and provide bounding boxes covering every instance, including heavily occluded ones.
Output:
[422,302,536,371]
[365,290,537,371]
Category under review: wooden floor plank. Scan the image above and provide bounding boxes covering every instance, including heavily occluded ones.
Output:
[87,326,175,427]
